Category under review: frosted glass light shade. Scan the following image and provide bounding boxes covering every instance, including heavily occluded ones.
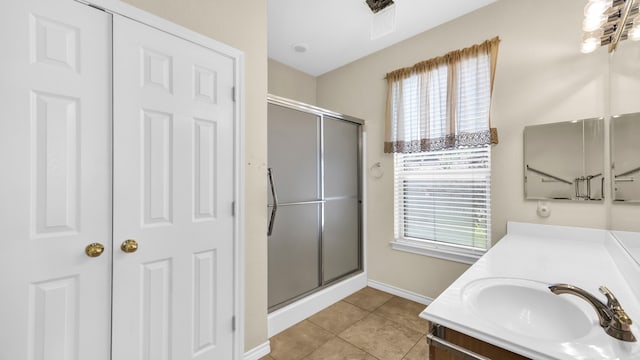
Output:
[630,26,640,41]
[581,37,599,53]
[584,0,612,17]
[583,15,606,32]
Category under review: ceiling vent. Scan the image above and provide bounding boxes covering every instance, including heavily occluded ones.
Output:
[370,4,396,39]
[366,0,394,13]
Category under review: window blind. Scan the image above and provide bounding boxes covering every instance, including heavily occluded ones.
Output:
[393,146,491,251]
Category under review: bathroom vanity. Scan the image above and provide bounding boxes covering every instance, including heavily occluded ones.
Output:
[420,222,640,360]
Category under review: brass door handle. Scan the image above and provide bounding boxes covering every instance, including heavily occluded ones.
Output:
[85,243,105,257]
[121,239,138,253]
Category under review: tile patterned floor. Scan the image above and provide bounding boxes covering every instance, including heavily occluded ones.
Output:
[262,287,430,360]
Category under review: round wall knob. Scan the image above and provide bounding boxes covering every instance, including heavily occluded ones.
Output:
[121,239,139,253]
[85,243,105,257]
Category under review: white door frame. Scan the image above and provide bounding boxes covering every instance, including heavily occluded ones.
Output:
[76,1,245,358]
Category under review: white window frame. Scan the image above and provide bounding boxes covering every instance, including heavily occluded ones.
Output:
[391,147,491,264]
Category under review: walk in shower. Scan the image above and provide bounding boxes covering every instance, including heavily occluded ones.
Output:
[267,95,364,312]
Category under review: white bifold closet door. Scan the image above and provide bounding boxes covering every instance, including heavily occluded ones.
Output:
[111,14,236,360]
[0,1,112,359]
[0,1,236,359]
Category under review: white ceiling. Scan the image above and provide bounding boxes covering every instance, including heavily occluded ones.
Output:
[268,0,497,76]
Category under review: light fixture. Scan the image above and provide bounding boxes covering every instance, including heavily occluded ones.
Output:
[584,0,612,17]
[581,35,600,53]
[582,15,606,31]
[365,0,394,14]
[630,23,640,40]
[580,0,640,53]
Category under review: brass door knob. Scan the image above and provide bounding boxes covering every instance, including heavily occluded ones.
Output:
[121,239,139,253]
[85,243,105,257]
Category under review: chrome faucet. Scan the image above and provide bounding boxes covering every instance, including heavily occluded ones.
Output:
[549,284,636,342]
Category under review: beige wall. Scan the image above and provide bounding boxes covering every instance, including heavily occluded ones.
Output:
[121,0,269,351]
[315,0,640,299]
[268,59,317,105]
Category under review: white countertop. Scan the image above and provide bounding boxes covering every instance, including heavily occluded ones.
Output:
[420,222,640,360]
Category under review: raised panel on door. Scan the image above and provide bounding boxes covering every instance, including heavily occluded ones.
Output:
[0,1,112,359]
[112,14,236,360]
[322,117,361,283]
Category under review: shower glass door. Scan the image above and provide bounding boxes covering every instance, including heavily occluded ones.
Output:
[322,117,361,283]
[267,104,321,309]
[267,98,363,312]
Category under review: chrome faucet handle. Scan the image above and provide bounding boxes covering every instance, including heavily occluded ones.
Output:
[598,286,636,341]
[599,286,621,309]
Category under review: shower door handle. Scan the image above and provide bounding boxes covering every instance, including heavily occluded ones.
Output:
[267,168,278,236]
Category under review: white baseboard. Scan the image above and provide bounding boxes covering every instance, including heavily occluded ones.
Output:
[243,341,271,360]
[267,272,367,337]
[367,279,433,305]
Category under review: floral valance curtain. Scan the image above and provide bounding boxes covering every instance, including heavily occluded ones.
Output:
[384,37,500,153]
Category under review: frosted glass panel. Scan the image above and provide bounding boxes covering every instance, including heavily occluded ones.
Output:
[267,204,320,308]
[324,117,359,198]
[267,104,319,204]
[323,198,360,282]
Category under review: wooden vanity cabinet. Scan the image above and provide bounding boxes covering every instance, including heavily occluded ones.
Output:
[428,324,530,360]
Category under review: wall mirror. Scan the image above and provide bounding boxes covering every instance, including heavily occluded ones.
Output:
[524,118,604,201]
[611,112,640,202]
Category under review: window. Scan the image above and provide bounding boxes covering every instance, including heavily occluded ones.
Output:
[384,37,500,264]
[392,147,491,263]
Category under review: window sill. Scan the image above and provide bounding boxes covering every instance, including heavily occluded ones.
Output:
[390,239,485,265]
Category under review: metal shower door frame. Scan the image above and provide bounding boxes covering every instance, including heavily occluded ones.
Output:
[267,94,364,312]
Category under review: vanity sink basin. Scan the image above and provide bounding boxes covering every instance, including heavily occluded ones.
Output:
[462,278,593,341]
